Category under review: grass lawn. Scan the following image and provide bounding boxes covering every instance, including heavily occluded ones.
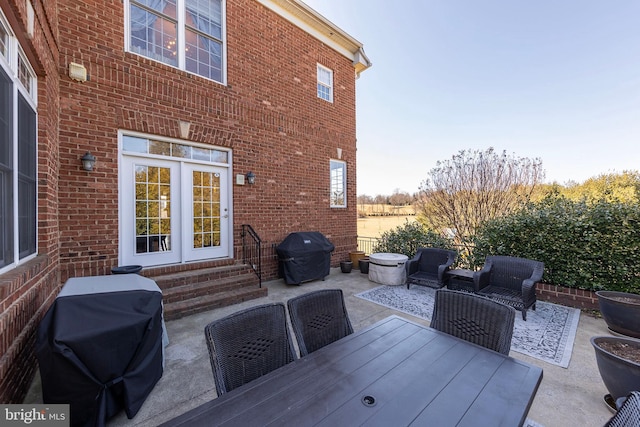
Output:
[357,215,416,239]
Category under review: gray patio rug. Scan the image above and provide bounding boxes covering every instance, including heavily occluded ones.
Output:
[355,285,580,368]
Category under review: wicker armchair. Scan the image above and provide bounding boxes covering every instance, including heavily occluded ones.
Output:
[430,289,516,355]
[606,391,640,427]
[474,256,544,321]
[287,289,353,356]
[405,247,457,289]
[204,303,297,396]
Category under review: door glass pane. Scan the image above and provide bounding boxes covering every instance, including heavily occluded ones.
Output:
[135,165,171,253]
[193,171,220,249]
[122,135,229,164]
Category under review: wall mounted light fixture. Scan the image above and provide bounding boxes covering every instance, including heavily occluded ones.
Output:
[69,62,88,82]
[246,171,256,185]
[81,152,96,171]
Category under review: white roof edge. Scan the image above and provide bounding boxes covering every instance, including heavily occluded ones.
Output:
[255,0,372,76]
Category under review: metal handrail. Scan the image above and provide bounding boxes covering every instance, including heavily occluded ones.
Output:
[357,236,473,270]
[357,236,379,255]
[241,224,262,287]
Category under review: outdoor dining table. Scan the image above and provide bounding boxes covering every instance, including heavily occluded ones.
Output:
[36,274,168,427]
[162,315,543,427]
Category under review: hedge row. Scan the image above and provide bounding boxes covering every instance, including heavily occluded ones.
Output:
[373,198,640,293]
[473,198,640,293]
[372,220,455,257]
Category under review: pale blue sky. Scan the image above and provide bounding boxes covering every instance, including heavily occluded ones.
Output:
[301,0,640,196]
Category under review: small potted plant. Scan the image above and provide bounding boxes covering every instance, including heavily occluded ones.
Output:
[359,257,370,274]
[340,261,353,273]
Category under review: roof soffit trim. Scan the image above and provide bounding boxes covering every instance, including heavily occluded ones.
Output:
[255,0,371,76]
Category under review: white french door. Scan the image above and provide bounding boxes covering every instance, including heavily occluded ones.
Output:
[120,156,230,267]
[183,163,229,261]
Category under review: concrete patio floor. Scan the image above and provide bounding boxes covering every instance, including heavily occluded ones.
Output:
[25,268,615,426]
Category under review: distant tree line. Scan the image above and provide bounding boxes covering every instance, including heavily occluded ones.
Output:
[357,190,417,216]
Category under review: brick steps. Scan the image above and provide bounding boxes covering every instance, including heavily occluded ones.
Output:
[146,263,267,321]
[151,262,246,289]
[163,286,268,320]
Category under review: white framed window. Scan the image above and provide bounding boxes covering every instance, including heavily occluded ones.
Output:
[330,159,346,208]
[317,64,333,102]
[0,11,38,273]
[125,0,226,84]
[0,18,8,59]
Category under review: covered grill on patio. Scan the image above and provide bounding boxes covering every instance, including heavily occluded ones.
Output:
[276,232,334,285]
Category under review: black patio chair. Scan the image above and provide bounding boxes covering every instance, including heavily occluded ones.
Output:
[204,303,297,396]
[430,289,516,355]
[474,255,544,321]
[287,289,353,356]
[405,247,457,289]
[606,391,640,427]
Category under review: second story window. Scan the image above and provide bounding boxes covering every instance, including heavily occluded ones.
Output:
[317,64,333,102]
[0,20,8,58]
[127,0,225,84]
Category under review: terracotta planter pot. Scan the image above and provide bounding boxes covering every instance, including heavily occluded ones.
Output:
[349,251,366,269]
[597,291,640,338]
[591,336,640,401]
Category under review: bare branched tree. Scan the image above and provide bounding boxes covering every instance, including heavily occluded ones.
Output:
[416,148,544,252]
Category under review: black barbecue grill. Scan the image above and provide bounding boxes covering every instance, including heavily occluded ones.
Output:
[276,232,334,285]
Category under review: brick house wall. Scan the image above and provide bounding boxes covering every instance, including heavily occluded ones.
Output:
[0,0,61,403]
[0,0,367,402]
[56,0,360,281]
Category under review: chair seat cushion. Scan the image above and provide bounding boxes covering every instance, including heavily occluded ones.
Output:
[477,286,527,310]
[407,272,443,288]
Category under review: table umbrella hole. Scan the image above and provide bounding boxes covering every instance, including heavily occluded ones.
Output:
[362,395,376,406]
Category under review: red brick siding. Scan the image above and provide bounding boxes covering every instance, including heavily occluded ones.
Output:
[0,257,60,403]
[55,0,358,280]
[0,0,61,404]
[536,283,599,311]
[1,0,361,403]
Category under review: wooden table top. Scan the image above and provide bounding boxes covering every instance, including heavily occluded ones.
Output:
[162,315,542,427]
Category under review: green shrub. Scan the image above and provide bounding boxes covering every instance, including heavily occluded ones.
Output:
[373,221,455,258]
[473,197,640,293]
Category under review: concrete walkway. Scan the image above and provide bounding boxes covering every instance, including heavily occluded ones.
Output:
[25,268,615,426]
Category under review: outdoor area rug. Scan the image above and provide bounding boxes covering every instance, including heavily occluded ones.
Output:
[355,285,580,368]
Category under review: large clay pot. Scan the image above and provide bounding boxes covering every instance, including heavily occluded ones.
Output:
[596,291,640,338]
[349,251,366,269]
[591,336,640,401]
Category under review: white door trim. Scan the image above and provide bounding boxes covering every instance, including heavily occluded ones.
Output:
[118,132,233,267]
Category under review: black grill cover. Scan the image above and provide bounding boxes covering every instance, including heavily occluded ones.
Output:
[36,290,163,427]
[276,232,334,285]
